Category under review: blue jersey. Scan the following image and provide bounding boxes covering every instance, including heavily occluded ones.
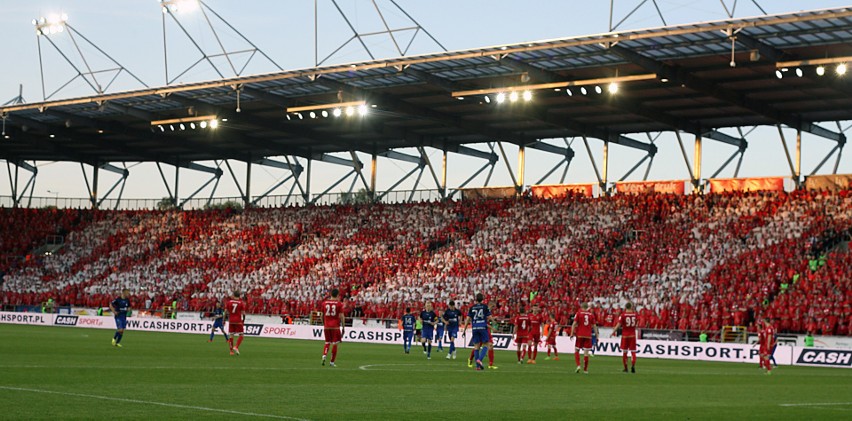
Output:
[443,309,462,329]
[468,303,490,330]
[111,297,130,318]
[212,308,225,325]
[402,314,416,332]
[436,316,445,332]
[420,310,437,330]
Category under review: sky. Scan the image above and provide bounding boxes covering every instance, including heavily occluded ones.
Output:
[1,0,851,207]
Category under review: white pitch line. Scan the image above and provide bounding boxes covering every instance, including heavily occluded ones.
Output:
[0,386,310,420]
[779,402,852,407]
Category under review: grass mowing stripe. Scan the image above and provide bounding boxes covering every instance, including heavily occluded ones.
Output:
[779,402,852,407]
[0,386,310,420]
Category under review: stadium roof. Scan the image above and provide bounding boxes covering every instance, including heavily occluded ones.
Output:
[2,6,852,164]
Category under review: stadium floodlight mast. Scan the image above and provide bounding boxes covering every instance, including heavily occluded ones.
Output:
[30,13,148,101]
[159,0,282,85]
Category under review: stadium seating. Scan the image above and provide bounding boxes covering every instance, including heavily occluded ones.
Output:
[0,189,849,335]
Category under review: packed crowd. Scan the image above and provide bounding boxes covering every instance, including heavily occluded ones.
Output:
[0,189,850,335]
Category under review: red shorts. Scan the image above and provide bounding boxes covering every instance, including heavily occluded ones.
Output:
[324,328,342,343]
[531,334,541,344]
[759,346,771,357]
[228,322,243,334]
[621,336,637,351]
[546,336,556,346]
[575,337,593,350]
[516,335,530,345]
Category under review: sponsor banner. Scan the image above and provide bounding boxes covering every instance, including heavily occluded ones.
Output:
[53,315,79,326]
[461,186,517,200]
[804,174,852,192]
[0,311,52,326]
[793,348,852,368]
[530,183,595,199]
[708,177,785,193]
[615,180,686,195]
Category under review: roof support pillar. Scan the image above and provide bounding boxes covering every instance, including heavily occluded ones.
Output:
[441,149,448,199]
[370,151,377,199]
[244,159,252,208]
[602,140,610,194]
[582,136,604,189]
[693,134,702,191]
[796,129,802,186]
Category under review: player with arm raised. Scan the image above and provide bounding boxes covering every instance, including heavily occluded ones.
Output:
[225,291,246,356]
[513,305,531,364]
[611,302,638,373]
[109,289,130,348]
[401,308,416,354]
[464,293,492,371]
[570,302,598,374]
[527,303,544,364]
[321,288,345,367]
[442,301,462,360]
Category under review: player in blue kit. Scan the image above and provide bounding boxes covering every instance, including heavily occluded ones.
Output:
[464,293,492,371]
[109,288,130,348]
[208,301,229,343]
[442,300,462,360]
[419,301,437,359]
[435,312,446,353]
[401,308,416,354]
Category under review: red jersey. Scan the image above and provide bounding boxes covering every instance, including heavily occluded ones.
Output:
[573,310,596,338]
[513,314,531,337]
[618,311,638,338]
[546,321,558,339]
[226,298,245,324]
[528,313,544,336]
[322,299,344,329]
[760,324,777,349]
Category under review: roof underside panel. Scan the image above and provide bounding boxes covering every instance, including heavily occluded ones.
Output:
[3,7,852,162]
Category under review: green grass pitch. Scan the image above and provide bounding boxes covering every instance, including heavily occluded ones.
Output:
[1,324,850,420]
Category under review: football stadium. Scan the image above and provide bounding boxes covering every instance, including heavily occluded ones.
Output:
[1,1,851,419]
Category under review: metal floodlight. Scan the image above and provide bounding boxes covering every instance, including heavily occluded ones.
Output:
[200,121,207,128]
[179,123,185,130]
[484,95,491,104]
[309,111,316,119]
[509,91,519,102]
[209,119,219,129]
[160,0,199,14]
[158,125,165,132]
[580,87,588,95]
[170,125,175,131]
[595,85,603,94]
[33,13,68,36]
[816,66,826,76]
[522,90,533,102]
[321,110,329,118]
[795,68,803,77]
[358,104,368,116]
[345,107,355,116]
[333,108,342,117]
[496,92,506,103]
[190,122,196,129]
[837,63,847,75]
[296,113,304,120]
[286,114,292,121]
[566,88,573,96]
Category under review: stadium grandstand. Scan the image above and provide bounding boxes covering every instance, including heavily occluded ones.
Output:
[1,1,851,344]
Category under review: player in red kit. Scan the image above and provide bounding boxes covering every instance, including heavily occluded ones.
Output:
[757,317,776,375]
[527,303,544,364]
[513,305,531,364]
[225,291,246,356]
[545,315,559,361]
[570,302,598,374]
[612,302,638,373]
[321,288,345,367]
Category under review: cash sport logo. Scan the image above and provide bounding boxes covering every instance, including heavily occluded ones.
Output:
[796,349,852,367]
[53,315,79,326]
